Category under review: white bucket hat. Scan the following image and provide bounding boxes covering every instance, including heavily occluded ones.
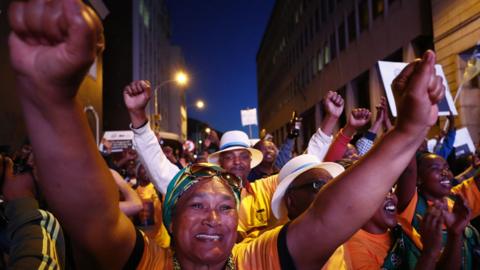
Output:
[271,154,345,220]
[207,130,263,168]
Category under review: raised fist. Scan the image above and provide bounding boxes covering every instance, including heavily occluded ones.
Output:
[8,0,104,102]
[394,51,445,135]
[322,91,344,118]
[123,80,152,112]
[347,108,371,129]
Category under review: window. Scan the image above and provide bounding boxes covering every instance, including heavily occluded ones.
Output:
[310,18,315,41]
[315,8,320,32]
[338,22,346,51]
[348,11,356,43]
[317,49,324,71]
[328,0,335,13]
[329,33,337,60]
[359,0,369,32]
[373,0,384,19]
[321,1,327,22]
[324,43,331,65]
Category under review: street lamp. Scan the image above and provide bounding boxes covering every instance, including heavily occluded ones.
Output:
[152,71,189,128]
[195,100,205,110]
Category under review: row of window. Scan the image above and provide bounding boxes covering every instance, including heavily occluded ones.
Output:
[284,0,395,105]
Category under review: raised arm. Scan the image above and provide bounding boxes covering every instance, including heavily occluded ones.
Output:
[356,98,385,156]
[307,91,344,160]
[286,51,445,269]
[323,108,371,162]
[8,0,135,268]
[111,169,143,216]
[123,80,180,195]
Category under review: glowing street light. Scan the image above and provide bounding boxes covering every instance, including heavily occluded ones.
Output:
[205,127,211,134]
[152,70,190,128]
[195,100,205,109]
[175,71,189,86]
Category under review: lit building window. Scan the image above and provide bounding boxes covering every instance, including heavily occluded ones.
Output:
[324,43,331,65]
[318,49,324,71]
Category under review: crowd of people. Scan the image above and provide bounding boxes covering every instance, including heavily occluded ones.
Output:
[1,0,480,269]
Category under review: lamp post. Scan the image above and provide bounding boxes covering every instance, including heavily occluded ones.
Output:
[152,71,189,129]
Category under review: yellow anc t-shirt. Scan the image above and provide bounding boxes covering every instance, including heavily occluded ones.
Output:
[397,178,480,249]
[135,183,170,248]
[344,229,391,269]
[237,174,289,239]
[135,225,284,269]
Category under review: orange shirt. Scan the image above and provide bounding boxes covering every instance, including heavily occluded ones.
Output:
[397,178,480,249]
[136,226,283,270]
[344,229,391,270]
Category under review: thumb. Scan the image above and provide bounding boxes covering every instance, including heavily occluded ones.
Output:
[392,60,419,91]
[407,50,436,96]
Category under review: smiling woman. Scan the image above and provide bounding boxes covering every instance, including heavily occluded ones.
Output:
[135,163,285,269]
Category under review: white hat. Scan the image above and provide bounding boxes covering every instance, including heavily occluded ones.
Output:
[271,154,345,220]
[207,130,263,168]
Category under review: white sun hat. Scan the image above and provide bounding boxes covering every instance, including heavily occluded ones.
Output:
[271,154,345,220]
[207,130,263,168]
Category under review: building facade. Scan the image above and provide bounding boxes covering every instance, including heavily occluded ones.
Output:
[257,0,443,150]
[103,0,187,141]
[432,0,480,144]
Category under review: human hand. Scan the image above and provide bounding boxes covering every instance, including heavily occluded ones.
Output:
[123,80,152,113]
[419,201,444,257]
[1,156,36,201]
[394,51,445,136]
[122,148,138,161]
[443,195,471,236]
[322,91,344,118]
[8,0,104,103]
[347,108,372,130]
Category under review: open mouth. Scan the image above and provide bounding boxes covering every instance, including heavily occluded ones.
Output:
[384,201,397,215]
[440,178,452,189]
[195,233,222,241]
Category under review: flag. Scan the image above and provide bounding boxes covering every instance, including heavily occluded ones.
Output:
[463,42,480,83]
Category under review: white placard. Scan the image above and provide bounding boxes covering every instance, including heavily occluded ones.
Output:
[377,61,458,117]
[101,131,134,153]
[453,127,475,155]
[241,108,258,126]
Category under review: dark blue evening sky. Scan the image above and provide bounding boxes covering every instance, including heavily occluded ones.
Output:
[166,0,275,137]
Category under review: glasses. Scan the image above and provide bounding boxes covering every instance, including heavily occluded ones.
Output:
[186,163,243,192]
[288,180,327,193]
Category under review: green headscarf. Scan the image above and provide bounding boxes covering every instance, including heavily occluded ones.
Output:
[162,163,241,232]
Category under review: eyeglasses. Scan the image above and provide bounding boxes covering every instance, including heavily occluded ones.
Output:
[288,180,327,193]
[186,163,243,192]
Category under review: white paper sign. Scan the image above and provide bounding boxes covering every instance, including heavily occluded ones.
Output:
[102,131,134,152]
[241,108,258,126]
[377,61,457,117]
[453,127,475,155]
